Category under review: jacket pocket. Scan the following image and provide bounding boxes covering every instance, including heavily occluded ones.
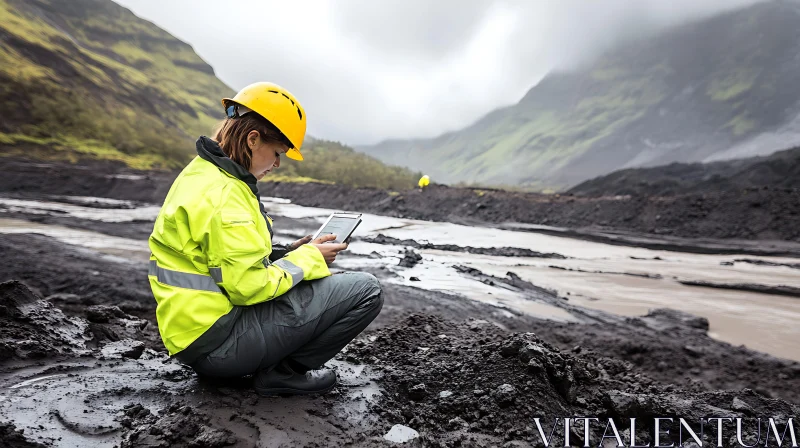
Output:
[219,212,258,256]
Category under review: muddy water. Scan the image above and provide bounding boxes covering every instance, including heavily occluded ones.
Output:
[2,195,799,361]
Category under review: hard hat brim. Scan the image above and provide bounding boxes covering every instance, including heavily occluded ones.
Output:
[286,148,303,161]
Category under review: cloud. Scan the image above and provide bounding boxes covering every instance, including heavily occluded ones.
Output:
[114,0,765,145]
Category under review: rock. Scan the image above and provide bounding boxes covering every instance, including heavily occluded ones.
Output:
[409,277,421,282]
[447,417,468,429]
[683,345,704,357]
[438,390,453,398]
[408,383,427,401]
[499,339,523,357]
[101,339,145,359]
[398,249,423,268]
[383,424,419,444]
[492,384,517,408]
[647,309,710,331]
[86,305,127,323]
[731,397,754,415]
[518,343,547,363]
[527,358,545,374]
[605,390,638,415]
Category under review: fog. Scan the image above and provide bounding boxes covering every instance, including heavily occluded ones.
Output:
[114,0,765,145]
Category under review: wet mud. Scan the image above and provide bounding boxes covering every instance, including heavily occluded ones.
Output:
[1,173,800,445]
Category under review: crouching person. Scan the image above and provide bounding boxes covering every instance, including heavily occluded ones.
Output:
[147,82,383,396]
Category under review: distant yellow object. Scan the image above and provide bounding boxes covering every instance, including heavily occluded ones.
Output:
[418,175,430,188]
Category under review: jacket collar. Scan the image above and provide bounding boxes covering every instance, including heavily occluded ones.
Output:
[195,136,259,197]
[195,136,273,237]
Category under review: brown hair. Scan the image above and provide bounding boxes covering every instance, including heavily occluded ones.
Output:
[213,113,292,170]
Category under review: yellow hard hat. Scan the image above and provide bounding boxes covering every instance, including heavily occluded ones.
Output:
[222,82,306,161]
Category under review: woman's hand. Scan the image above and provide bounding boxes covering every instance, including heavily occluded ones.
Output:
[289,235,313,251]
[311,234,349,265]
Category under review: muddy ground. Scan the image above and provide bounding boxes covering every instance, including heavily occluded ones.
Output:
[2,206,800,446]
[2,158,800,446]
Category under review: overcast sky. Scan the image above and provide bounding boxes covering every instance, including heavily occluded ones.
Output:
[114,0,764,145]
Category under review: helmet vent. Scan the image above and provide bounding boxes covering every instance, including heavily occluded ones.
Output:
[264,89,302,120]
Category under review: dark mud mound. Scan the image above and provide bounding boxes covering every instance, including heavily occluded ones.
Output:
[363,234,567,259]
[534,309,800,405]
[398,248,423,268]
[0,281,161,363]
[119,403,237,448]
[347,314,800,446]
[0,280,90,361]
[569,146,800,197]
[0,158,176,204]
[0,422,47,448]
[0,233,154,320]
[85,305,162,352]
[345,314,652,445]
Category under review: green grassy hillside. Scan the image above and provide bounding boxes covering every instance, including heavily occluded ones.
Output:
[360,1,800,190]
[0,0,233,169]
[0,0,418,190]
[270,139,421,190]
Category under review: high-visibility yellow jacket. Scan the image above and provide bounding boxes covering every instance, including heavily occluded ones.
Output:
[148,137,330,355]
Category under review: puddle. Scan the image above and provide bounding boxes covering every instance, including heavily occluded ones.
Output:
[328,359,382,425]
[0,359,194,447]
[383,424,420,443]
[9,374,68,389]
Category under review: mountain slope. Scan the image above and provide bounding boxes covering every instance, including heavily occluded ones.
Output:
[0,0,233,169]
[359,1,800,190]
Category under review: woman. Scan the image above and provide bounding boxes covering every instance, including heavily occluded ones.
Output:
[148,82,383,396]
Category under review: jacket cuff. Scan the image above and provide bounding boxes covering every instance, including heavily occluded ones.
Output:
[284,244,331,280]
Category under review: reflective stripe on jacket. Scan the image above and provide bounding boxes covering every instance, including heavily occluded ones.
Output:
[148,146,330,355]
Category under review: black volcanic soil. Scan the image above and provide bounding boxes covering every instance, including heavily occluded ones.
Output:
[2,157,800,445]
[2,209,800,446]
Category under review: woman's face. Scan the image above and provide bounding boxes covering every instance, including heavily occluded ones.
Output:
[247,130,288,180]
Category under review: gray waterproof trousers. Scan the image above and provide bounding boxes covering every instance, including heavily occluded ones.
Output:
[189,271,383,377]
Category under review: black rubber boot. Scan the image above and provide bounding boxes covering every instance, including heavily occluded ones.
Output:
[253,360,338,396]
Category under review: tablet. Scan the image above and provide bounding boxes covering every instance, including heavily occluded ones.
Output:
[312,212,362,244]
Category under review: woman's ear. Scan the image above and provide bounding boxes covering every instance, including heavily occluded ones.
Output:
[247,130,260,150]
